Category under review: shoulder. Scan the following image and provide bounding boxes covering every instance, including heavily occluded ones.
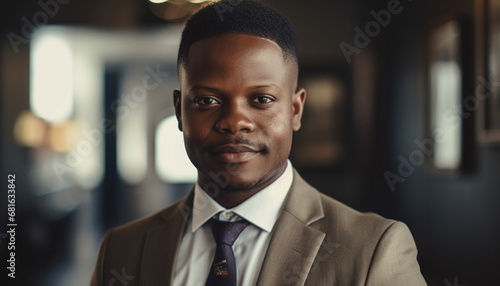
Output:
[316,192,397,236]
[290,169,398,238]
[90,194,194,285]
[309,187,415,253]
[90,197,189,285]
[290,170,415,259]
[106,197,186,237]
[314,191,416,252]
[291,175,425,284]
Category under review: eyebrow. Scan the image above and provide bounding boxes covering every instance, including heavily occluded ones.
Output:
[189,83,281,93]
[189,85,221,93]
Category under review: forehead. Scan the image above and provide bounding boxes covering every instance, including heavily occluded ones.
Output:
[180,33,296,87]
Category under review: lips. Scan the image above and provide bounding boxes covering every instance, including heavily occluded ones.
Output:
[209,144,262,163]
[211,144,260,153]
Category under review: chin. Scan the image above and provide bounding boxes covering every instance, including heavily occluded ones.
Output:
[220,177,264,193]
[222,182,260,193]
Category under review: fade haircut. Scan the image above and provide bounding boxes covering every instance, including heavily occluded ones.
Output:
[177,0,299,72]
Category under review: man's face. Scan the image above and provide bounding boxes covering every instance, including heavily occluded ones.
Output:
[174,33,305,194]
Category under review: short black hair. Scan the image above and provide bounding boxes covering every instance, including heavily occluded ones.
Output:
[177,0,298,71]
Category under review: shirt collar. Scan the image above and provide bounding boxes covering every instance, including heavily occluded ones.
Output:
[191,160,293,233]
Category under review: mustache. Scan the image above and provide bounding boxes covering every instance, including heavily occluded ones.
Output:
[206,138,269,153]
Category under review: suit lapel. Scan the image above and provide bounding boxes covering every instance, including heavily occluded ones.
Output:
[140,191,194,285]
[256,170,326,286]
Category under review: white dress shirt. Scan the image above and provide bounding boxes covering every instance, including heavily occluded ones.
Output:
[173,160,293,286]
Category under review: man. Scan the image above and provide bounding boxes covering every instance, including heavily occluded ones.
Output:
[91,1,427,285]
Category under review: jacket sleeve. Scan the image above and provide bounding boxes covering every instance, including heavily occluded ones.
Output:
[365,221,427,286]
[90,230,112,286]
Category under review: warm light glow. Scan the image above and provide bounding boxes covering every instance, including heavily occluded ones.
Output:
[149,0,168,3]
[155,115,197,183]
[13,111,46,148]
[30,29,74,123]
[48,121,79,152]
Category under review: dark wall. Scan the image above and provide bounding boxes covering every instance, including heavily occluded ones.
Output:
[373,0,500,284]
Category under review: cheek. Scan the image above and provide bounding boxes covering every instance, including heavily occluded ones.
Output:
[182,128,206,170]
[182,123,210,155]
[181,109,210,139]
[180,112,211,159]
[261,110,294,149]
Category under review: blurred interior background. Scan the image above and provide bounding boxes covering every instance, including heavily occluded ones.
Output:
[1,0,500,285]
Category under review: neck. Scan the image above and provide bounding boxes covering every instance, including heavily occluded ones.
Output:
[208,189,261,209]
[199,163,287,209]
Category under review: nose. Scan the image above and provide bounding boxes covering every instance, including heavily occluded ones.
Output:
[214,102,255,134]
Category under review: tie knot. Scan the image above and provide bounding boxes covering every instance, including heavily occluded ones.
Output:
[208,218,248,246]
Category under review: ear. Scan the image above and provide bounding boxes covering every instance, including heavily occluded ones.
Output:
[292,87,306,131]
[173,89,183,131]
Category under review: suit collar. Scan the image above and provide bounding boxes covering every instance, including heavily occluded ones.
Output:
[141,189,194,285]
[256,169,326,286]
[282,169,324,226]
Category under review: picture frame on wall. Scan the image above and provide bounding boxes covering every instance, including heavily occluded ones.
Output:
[482,0,500,143]
[424,18,476,172]
[290,65,350,170]
[426,20,463,171]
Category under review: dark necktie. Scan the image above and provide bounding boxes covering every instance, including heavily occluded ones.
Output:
[205,218,249,286]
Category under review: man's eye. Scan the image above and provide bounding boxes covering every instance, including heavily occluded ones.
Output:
[195,97,219,105]
[253,96,273,104]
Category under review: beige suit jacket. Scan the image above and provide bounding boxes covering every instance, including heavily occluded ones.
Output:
[91,170,427,285]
